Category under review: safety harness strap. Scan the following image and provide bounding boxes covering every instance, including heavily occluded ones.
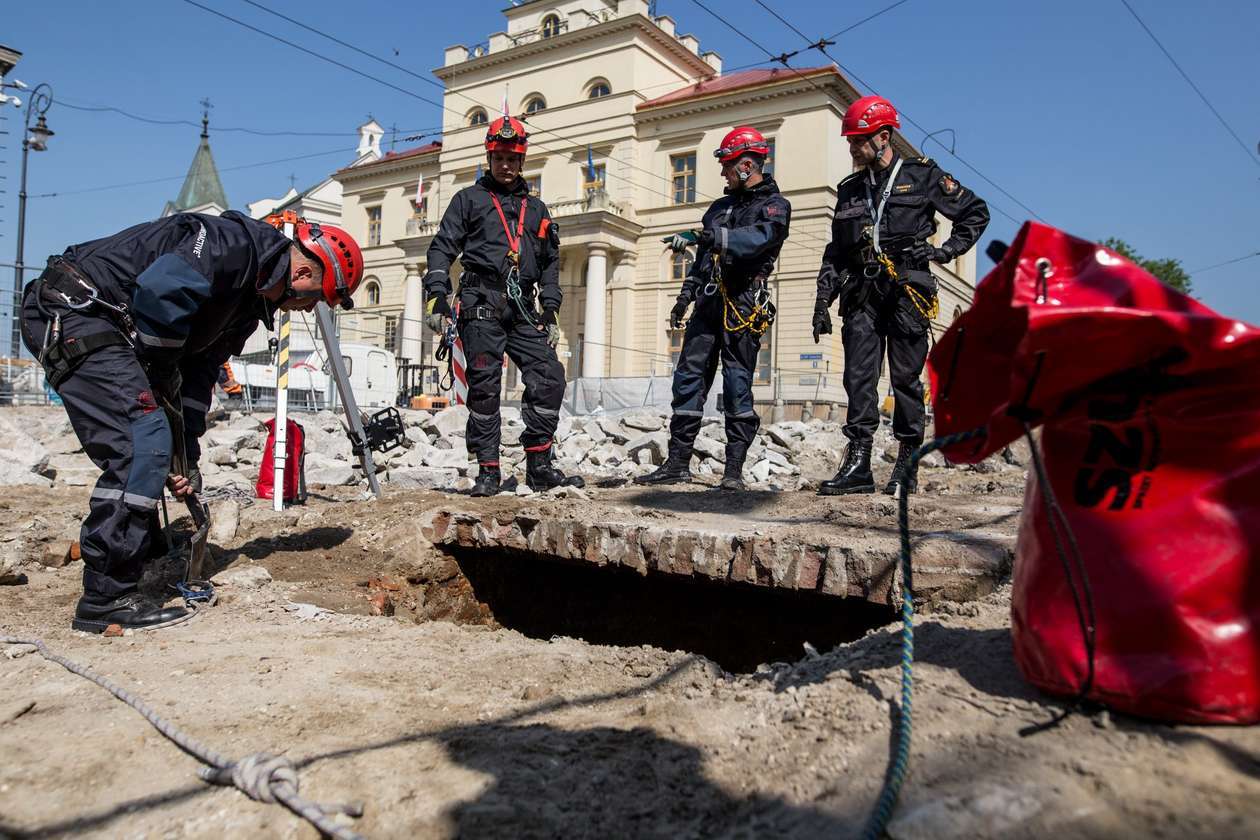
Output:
[863,157,905,255]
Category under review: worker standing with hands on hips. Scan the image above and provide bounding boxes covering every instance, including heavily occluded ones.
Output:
[423,115,582,498]
[636,126,791,491]
[812,95,989,497]
[20,211,364,632]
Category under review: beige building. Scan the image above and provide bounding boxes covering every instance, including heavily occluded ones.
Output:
[332,0,978,411]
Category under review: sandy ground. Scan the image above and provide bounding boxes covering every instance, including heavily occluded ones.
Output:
[2,478,1259,839]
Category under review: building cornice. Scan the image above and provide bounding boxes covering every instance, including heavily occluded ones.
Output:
[434,14,714,84]
[635,71,855,124]
[335,149,441,184]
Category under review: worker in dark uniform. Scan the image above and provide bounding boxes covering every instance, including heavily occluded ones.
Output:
[812,95,989,496]
[636,126,791,491]
[20,212,364,631]
[423,115,581,497]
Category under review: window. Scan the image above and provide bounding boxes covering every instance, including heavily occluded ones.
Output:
[670,251,692,281]
[952,305,963,323]
[763,138,775,176]
[671,153,696,204]
[668,327,685,372]
[411,196,427,222]
[364,281,381,306]
[467,108,488,127]
[524,96,546,114]
[366,206,382,247]
[524,175,542,197]
[755,332,772,384]
[384,316,398,354]
[541,14,562,38]
[587,79,611,99]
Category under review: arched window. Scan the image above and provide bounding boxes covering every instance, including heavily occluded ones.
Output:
[467,108,488,127]
[541,14,562,38]
[952,305,963,323]
[587,79,611,99]
[364,280,381,306]
[524,96,546,114]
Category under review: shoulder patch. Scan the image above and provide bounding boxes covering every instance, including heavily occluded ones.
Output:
[913,156,935,165]
[939,174,960,195]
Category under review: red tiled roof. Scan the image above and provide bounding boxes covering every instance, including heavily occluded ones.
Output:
[337,141,442,174]
[637,66,836,109]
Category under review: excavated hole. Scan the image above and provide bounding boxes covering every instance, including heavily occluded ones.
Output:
[422,545,896,674]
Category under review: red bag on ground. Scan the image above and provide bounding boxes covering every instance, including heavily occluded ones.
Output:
[255,418,307,503]
[929,221,1260,724]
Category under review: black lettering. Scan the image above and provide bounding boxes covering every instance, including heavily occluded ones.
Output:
[1083,425,1143,469]
[1074,467,1132,510]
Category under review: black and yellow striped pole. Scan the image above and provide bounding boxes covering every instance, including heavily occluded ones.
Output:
[272,216,295,512]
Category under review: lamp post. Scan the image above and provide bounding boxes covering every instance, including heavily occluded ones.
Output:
[11,82,53,358]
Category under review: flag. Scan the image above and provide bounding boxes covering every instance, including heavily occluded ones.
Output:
[414,172,424,207]
[501,84,510,120]
[586,146,596,182]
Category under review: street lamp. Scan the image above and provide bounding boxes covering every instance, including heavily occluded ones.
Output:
[10,82,53,358]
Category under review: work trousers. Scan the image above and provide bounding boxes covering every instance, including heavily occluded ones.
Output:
[457,286,565,466]
[20,283,172,600]
[668,289,763,472]
[841,283,930,445]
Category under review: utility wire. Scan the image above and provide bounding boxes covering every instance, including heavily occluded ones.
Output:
[1118,0,1259,168]
[1190,251,1260,274]
[55,99,439,138]
[826,0,913,40]
[31,146,360,198]
[747,0,1043,227]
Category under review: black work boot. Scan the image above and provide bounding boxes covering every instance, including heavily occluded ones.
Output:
[526,449,585,491]
[634,456,692,486]
[718,456,746,491]
[884,443,920,497]
[72,592,188,634]
[818,440,875,495]
[470,465,501,497]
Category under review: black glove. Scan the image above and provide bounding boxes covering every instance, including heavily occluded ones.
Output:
[812,302,832,343]
[698,228,717,252]
[425,294,453,334]
[670,298,691,330]
[907,241,952,265]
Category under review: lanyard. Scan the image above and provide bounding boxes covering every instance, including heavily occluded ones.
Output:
[862,157,904,255]
[489,192,528,266]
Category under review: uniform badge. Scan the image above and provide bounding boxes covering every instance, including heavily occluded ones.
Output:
[940,174,959,195]
[893,184,914,194]
[766,204,780,216]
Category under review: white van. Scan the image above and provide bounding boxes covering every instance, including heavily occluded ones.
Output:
[231,342,396,411]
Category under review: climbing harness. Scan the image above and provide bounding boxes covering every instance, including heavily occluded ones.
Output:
[489,191,537,326]
[31,259,137,388]
[0,635,367,839]
[702,255,776,337]
[861,157,904,267]
[857,160,941,326]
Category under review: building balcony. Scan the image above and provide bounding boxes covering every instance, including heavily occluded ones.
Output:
[548,189,627,220]
[404,218,439,237]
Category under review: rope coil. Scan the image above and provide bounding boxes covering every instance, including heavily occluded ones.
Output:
[708,256,775,336]
[1,635,366,840]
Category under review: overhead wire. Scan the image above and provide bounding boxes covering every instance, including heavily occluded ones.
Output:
[1190,251,1260,274]
[745,0,1045,228]
[1118,0,1259,169]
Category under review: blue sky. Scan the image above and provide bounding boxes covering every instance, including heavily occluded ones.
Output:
[2,0,1257,351]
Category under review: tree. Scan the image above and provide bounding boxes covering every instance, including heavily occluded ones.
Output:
[1101,238,1193,296]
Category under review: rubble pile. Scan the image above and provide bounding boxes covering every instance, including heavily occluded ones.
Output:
[0,404,1030,495]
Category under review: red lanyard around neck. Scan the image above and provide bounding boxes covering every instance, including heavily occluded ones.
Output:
[489,192,527,265]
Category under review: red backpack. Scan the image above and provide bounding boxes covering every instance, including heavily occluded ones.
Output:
[255,418,307,504]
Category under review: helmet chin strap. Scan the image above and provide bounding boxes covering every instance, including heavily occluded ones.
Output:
[866,133,889,168]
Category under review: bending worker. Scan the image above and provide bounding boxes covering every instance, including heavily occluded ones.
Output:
[423,115,582,497]
[812,95,989,496]
[636,126,791,491]
[20,212,363,632]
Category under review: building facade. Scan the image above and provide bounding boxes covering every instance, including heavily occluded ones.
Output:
[332,0,979,410]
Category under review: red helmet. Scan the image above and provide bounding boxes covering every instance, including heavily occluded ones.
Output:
[713,126,769,163]
[294,220,364,310]
[486,116,529,155]
[842,95,900,136]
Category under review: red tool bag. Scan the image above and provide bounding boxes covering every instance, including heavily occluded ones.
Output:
[929,221,1260,724]
[255,418,308,504]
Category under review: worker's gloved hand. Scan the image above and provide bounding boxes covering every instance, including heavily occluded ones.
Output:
[425,294,452,334]
[812,301,832,343]
[663,230,699,253]
[907,241,953,265]
[670,297,691,330]
[539,307,562,348]
[698,228,717,253]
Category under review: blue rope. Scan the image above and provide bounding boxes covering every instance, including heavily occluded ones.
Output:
[861,425,986,840]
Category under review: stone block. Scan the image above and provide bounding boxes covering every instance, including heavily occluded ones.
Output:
[207,446,237,467]
[692,436,725,462]
[305,455,356,486]
[595,416,631,444]
[625,432,668,465]
[621,411,664,432]
[425,405,469,441]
